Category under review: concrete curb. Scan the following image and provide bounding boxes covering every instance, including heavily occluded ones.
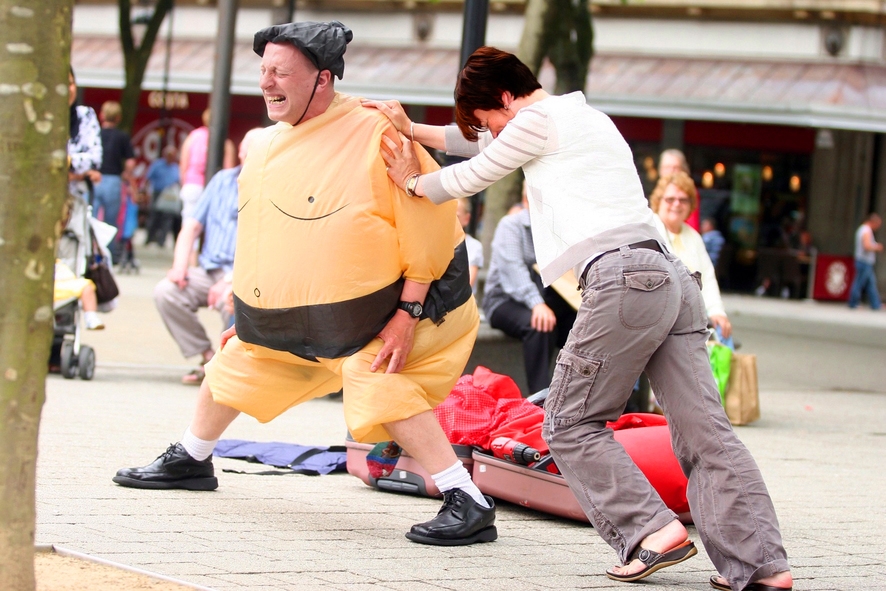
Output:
[36,544,219,591]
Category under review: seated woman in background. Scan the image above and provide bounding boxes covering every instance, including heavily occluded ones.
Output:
[649,172,733,349]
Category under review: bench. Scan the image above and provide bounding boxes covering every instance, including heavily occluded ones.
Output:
[463,319,532,395]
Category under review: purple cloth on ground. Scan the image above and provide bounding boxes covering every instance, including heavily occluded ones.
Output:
[214,439,346,475]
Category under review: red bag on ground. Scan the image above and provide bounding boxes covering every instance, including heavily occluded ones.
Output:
[608,413,690,515]
[433,366,547,453]
[436,368,690,516]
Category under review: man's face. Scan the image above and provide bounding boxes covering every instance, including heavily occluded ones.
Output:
[259,43,320,125]
[659,153,684,177]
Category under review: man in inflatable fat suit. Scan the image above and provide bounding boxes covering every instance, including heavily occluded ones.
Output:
[113,21,496,547]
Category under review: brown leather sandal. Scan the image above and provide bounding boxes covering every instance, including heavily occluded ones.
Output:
[606,539,697,582]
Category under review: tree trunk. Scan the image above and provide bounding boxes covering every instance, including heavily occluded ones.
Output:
[118,0,173,134]
[478,0,594,256]
[549,0,593,96]
[0,1,73,588]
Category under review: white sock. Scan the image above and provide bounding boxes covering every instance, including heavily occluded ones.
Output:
[431,460,489,508]
[180,427,217,461]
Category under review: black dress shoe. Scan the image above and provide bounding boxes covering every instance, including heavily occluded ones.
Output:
[406,489,497,546]
[113,443,218,491]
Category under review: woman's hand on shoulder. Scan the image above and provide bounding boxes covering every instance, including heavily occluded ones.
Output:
[361,99,412,134]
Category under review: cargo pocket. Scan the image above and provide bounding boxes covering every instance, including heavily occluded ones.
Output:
[620,270,670,329]
[545,350,603,429]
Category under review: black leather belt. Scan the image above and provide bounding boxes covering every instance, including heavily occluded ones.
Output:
[599,239,663,259]
[623,239,663,253]
[583,239,664,282]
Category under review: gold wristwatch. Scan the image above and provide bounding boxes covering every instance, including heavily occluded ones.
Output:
[405,173,420,197]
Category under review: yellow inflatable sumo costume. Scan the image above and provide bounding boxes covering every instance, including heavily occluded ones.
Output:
[206,93,479,443]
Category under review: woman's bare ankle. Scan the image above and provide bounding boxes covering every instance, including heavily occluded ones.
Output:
[642,519,688,552]
[756,571,793,588]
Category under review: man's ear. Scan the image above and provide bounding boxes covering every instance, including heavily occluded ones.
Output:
[317,70,334,90]
[501,91,514,108]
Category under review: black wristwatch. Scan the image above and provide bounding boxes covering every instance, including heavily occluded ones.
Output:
[398,300,423,319]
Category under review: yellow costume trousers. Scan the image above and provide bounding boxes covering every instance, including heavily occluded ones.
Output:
[205,298,478,443]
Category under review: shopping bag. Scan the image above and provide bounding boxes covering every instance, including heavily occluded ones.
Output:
[154,182,182,214]
[85,227,120,304]
[85,258,119,304]
[707,341,732,404]
[723,353,760,426]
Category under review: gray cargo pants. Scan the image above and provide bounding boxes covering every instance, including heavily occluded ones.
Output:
[542,245,789,591]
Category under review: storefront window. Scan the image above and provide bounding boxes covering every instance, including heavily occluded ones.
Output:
[627,139,812,295]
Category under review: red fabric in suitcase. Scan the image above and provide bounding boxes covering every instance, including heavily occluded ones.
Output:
[433,367,547,453]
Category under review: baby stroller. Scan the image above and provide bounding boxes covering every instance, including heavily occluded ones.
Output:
[51,190,116,380]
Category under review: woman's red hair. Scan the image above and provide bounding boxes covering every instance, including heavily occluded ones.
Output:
[454,47,541,141]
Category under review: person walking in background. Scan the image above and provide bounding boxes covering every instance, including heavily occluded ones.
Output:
[154,130,259,386]
[179,108,236,220]
[456,197,484,291]
[365,46,791,590]
[658,149,699,231]
[700,217,725,268]
[144,145,181,248]
[483,191,575,393]
[93,100,136,262]
[848,212,883,310]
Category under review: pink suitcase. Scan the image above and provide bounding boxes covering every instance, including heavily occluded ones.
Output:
[471,450,590,522]
[471,428,693,524]
[345,435,475,498]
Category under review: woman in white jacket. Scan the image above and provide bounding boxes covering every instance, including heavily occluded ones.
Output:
[365,47,790,591]
[650,172,733,348]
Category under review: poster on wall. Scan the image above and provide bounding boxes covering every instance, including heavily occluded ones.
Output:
[729,164,762,249]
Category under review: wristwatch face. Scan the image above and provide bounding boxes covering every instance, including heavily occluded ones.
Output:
[400,301,423,318]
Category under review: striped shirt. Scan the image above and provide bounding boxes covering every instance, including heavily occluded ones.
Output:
[422,91,660,286]
[191,165,239,273]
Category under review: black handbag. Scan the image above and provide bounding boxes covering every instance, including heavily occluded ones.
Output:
[85,229,120,304]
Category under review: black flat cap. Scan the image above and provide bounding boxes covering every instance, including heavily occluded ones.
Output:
[254,21,353,80]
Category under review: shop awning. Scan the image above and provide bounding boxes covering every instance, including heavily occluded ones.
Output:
[72,35,886,132]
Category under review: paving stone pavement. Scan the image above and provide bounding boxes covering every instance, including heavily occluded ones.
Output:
[35,237,886,590]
